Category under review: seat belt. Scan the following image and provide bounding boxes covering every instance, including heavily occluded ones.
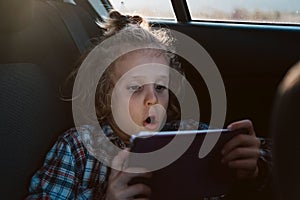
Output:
[47,1,92,54]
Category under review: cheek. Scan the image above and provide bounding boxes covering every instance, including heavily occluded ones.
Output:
[160,92,169,109]
[112,90,131,118]
[128,95,140,115]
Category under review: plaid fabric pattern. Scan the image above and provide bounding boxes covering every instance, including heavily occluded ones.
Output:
[26,125,118,200]
[26,121,271,200]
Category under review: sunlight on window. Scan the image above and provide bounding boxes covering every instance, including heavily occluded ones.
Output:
[186,0,300,24]
[109,0,175,19]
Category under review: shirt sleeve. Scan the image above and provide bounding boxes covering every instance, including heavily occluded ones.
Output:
[255,137,273,191]
[26,134,104,200]
[26,137,80,199]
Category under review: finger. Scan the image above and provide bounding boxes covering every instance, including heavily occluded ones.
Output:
[125,167,152,174]
[222,134,260,155]
[124,183,152,199]
[110,149,130,180]
[109,168,120,183]
[227,119,255,136]
[109,168,152,194]
[135,199,151,200]
[222,147,260,163]
[111,149,130,170]
[228,159,258,179]
[117,169,152,184]
[227,159,258,170]
[237,166,259,179]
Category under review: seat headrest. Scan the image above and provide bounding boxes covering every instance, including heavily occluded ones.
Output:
[0,0,33,32]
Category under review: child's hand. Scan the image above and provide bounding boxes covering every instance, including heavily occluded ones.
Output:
[105,149,152,200]
[221,119,261,179]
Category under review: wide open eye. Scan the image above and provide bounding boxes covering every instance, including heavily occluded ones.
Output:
[127,85,143,92]
[155,84,167,92]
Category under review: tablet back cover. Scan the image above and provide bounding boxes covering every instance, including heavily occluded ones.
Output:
[129,129,242,199]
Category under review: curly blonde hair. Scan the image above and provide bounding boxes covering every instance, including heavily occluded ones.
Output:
[68,10,183,128]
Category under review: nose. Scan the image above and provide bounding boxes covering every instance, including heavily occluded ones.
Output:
[144,84,158,106]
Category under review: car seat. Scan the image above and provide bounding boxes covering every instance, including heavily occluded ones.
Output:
[0,0,102,198]
[271,61,300,200]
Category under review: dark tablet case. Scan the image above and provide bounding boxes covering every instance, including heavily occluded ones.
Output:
[129,129,244,200]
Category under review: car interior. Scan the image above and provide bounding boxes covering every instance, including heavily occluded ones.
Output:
[0,0,299,199]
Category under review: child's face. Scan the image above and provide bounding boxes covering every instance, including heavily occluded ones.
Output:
[110,52,170,136]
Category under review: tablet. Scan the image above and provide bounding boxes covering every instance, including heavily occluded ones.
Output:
[128,128,246,200]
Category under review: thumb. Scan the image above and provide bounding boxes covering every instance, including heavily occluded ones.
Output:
[110,148,130,179]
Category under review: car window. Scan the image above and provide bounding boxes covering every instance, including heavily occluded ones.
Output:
[109,0,175,20]
[186,0,300,24]
[107,0,300,24]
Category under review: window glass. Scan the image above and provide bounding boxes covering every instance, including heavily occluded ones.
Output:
[109,0,175,19]
[88,0,109,17]
[186,0,300,24]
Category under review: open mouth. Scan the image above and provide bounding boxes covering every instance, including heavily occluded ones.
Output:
[145,116,154,124]
[143,116,158,130]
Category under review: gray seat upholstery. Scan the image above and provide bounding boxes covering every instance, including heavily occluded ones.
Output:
[0,63,73,199]
[0,0,102,198]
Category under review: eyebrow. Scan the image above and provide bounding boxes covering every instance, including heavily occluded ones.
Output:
[129,75,169,79]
